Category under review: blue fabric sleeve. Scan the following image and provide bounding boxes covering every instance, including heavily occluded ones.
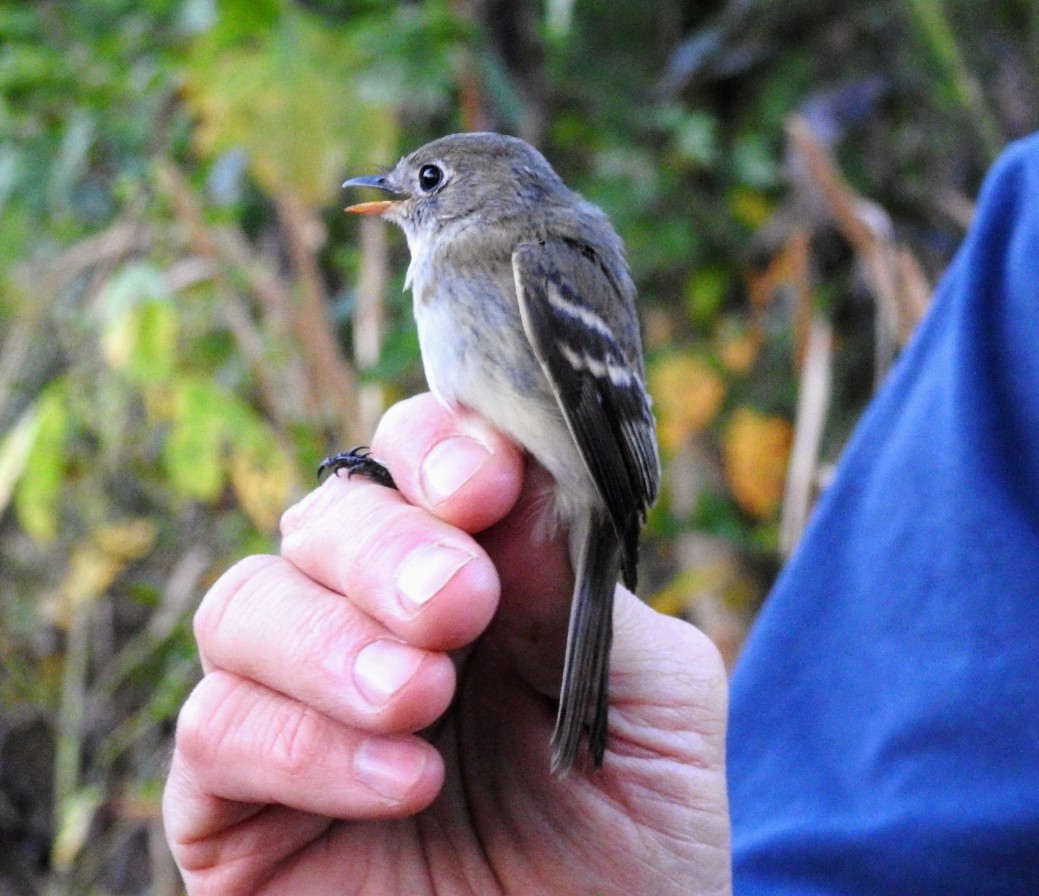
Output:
[728,132,1039,895]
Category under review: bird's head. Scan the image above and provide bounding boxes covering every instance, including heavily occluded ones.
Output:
[343,132,571,244]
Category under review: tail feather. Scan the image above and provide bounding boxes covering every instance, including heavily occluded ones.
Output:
[550,516,621,773]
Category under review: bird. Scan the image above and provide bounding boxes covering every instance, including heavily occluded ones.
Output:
[325,132,660,773]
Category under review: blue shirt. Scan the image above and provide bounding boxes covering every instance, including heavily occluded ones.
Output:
[728,132,1039,894]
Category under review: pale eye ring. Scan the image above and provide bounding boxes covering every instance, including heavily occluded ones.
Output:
[418,164,444,192]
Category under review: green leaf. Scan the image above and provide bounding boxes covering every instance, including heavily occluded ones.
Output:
[98,262,178,383]
[685,267,729,328]
[4,387,69,542]
[225,406,297,531]
[212,0,283,43]
[163,377,229,501]
[52,785,104,873]
[185,8,397,207]
[673,110,720,169]
[361,321,421,384]
[731,133,779,190]
[0,402,44,521]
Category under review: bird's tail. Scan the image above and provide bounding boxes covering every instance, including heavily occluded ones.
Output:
[550,514,620,774]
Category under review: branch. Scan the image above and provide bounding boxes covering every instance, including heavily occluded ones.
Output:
[274,189,362,443]
[156,160,362,441]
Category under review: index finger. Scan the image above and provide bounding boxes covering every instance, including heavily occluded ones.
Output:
[370,393,524,533]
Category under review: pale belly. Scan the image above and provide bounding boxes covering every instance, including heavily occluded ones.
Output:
[413,289,596,525]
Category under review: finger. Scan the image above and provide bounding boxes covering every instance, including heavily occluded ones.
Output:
[168,671,443,829]
[461,589,730,786]
[195,555,457,734]
[280,473,501,651]
[370,393,525,532]
[607,593,729,772]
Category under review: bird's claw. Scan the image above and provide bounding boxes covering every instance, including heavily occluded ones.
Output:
[317,447,398,490]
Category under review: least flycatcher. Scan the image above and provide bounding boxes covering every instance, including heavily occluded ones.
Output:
[325,132,660,773]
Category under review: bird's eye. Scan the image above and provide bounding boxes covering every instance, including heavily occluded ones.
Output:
[418,164,444,192]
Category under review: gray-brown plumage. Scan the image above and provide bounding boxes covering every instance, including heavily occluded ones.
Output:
[342,132,660,772]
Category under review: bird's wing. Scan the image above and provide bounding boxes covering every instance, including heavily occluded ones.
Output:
[512,238,659,588]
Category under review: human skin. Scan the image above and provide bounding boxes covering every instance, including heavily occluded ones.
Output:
[162,393,733,895]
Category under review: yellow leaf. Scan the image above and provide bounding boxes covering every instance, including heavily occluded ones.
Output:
[716,326,760,375]
[229,441,297,532]
[61,547,122,609]
[93,518,159,560]
[729,186,774,229]
[649,354,726,454]
[649,569,700,617]
[650,554,761,617]
[52,785,103,872]
[59,519,158,612]
[723,408,792,519]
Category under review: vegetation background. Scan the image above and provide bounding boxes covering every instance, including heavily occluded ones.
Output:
[0,0,1035,891]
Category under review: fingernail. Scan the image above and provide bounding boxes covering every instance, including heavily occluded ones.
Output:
[420,436,491,505]
[353,639,423,706]
[354,737,428,800]
[395,543,474,613]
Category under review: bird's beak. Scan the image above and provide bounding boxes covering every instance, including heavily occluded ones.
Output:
[342,174,405,216]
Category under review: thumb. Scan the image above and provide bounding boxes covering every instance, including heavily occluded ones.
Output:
[608,593,729,769]
[476,458,728,774]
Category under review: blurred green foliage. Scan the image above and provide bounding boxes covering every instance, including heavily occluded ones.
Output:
[0,0,1036,891]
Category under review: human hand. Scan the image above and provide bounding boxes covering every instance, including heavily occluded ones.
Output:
[163,393,732,895]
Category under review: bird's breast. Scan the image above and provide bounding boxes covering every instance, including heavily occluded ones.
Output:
[412,269,538,404]
[411,270,594,521]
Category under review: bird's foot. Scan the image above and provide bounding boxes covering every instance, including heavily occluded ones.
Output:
[317,447,398,490]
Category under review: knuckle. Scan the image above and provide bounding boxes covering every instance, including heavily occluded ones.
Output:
[192,555,278,652]
[280,479,339,539]
[262,704,328,780]
[284,596,361,676]
[174,672,242,769]
[338,500,421,589]
[174,672,334,783]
